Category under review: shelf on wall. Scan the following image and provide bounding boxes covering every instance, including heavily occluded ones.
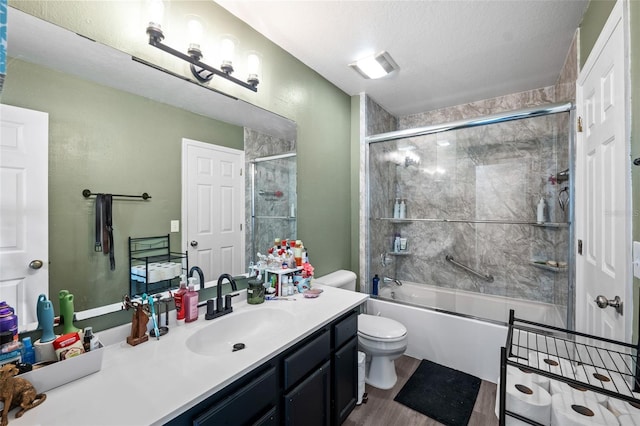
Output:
[387,251,411,256]
[376,217,571,226]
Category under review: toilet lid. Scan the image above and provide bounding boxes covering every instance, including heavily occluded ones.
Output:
[358,314,407,340]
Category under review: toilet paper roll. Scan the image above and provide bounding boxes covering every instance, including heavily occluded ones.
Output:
[494,372,552,426]
[528,352,574,378]
[551,392,618,426]
[619,413,640,426]
[575,364,634,397]
[508,363,551,392]
[33,338,57,363]
[607,393,640,417]
[549,378,608,405]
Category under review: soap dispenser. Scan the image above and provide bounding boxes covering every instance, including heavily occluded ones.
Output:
[184,279,199,323]
[536,197,546,224]
[174,275,188,325]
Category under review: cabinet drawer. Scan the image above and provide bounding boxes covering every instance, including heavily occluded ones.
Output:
[193,367,277,426]
[283,330,330,389]
[333,311,358,349]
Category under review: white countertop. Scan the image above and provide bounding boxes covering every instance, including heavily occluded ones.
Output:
[11,285,368,426]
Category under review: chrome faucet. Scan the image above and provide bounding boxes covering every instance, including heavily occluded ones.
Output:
[189,266,205,288]
[383,276,403,286]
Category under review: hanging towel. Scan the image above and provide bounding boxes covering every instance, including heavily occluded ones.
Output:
[94,193,115,270]
[94,194,103,252]
[104,194,115,270]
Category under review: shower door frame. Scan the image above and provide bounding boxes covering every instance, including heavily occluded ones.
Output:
[250,152,297,265]
[364,102,576,329]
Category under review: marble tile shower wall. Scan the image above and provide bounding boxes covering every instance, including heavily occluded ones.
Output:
[368,90,571,307]
[244,128,296,266]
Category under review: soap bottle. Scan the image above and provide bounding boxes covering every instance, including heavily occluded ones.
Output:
[21,337,35,364]
[393,198,400,219]
[536,197,546,223]
[372,275,380,296]
[82,327,94,352]
[184,279,199,323]
[174,275,188,325]
[399,199,406,219]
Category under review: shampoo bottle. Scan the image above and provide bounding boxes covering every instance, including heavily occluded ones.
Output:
[393,199,400,219]
[372,275,380,296]
[399,200,406,219]
[184,280,199,323]
[537,197,546,223]
[174,275,188,325]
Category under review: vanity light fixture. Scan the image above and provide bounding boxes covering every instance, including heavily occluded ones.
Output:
[349,51,399,79]
[145,2,259,92]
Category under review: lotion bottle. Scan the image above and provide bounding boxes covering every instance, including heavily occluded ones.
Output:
[536,197,546,223]
[184,280,199,323]
[399,199,406,219]
[393,199,400,218]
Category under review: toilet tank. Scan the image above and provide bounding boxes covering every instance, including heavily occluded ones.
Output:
[314,270,357,291]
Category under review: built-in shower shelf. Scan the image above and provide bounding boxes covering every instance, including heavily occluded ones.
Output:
[529,261,568,272]
[532,222,570,228]
[253,215,297,220]
[387,251,411,256]
[378,217,570,226]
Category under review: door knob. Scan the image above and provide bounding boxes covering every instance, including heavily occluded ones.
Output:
[190,240,198,248]
[29,260,44,270]
[595,295,623,315]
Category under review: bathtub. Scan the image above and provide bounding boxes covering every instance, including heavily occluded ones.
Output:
[368,282,566,382]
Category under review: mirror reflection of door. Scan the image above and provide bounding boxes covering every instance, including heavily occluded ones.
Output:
[182,139,245,284]
[0,104,49,327]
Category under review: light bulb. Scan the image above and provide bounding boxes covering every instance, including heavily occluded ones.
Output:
[187,19,203,48]
[148,0,164,29]
[220,36,235,73]
[247,53,260,86]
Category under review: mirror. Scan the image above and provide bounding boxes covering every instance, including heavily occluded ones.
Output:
[2,7,297,328]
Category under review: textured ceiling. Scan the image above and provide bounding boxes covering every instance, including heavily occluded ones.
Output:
[216,0,589,117]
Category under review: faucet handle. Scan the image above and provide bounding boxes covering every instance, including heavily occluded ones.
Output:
[224,294,234,313]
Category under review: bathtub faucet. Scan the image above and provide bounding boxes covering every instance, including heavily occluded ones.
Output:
[383,276,403,286]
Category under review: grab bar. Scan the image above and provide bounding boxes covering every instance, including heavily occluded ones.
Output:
[445,255,494,283]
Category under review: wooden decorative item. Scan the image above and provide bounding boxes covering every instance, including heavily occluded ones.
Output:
[123,296,149,346]
[0,364,46,425]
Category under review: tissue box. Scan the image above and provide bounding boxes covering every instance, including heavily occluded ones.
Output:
[20,343,104,393]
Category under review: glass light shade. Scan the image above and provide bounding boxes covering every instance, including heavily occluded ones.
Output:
[187,19,204,48]
[220,37,235,65]
[148,0,164,28]
[247,53,260,76]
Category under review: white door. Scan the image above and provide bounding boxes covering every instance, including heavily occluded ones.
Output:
[575,0,630,341]
[0,104,49,328]
[182,139,245,285]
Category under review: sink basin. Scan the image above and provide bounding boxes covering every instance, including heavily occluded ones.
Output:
[186,307,295,356]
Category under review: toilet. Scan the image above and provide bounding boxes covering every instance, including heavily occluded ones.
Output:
[313,270,408,390]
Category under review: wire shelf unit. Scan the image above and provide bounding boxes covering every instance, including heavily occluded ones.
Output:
[499,309,640,425]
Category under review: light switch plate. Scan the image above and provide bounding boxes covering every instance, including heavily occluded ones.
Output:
[634,241,640,279]
[171,220,180,233]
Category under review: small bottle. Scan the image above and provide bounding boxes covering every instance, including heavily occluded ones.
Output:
[174,275,188,325]
[82,327,93,352]
[184,281,199,323]
[21,337,35,363]
[393,199,400,219]
[399,200,406,219]
[288,276,294,295]
[537,197,546,223]
[372,275,380,296]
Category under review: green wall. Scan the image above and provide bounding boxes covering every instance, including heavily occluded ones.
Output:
[2,58,242,312]
[580,0,639,341]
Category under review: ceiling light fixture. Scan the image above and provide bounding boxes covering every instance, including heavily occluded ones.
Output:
[145,1,259,92]
[349,51,399,79]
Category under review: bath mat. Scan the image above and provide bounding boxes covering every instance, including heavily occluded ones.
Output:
[394,359,481,426]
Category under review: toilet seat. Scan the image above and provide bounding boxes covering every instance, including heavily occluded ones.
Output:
[358,314,407,342]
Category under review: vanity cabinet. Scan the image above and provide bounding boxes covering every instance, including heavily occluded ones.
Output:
[167,309,360,426]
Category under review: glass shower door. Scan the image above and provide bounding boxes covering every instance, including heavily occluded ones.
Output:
[251,153,297,262]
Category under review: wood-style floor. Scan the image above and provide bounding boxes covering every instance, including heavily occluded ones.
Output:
[344,355,499,426]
